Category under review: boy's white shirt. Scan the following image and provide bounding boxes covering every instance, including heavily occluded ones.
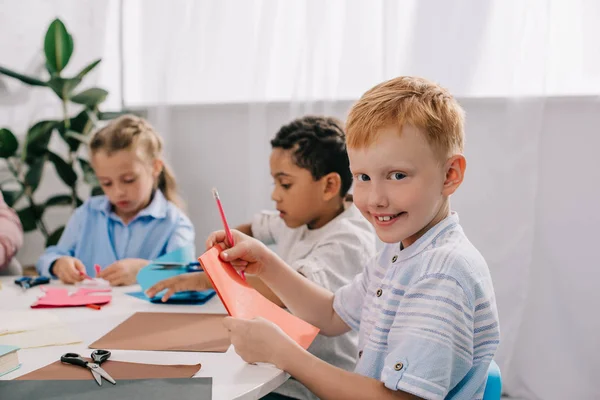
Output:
[252,204,377,400]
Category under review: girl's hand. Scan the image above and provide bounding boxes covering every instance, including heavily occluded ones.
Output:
[52,256,86,284]
[97,258,148,286]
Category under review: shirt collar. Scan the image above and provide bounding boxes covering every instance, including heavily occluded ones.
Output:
[395,211,460,262]
[91,190,169,221]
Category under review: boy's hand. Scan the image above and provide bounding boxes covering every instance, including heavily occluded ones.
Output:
[206,229,272,276]
[223,317,298,369]
[98,258,148,286]
[52,256,87,284]
[145,272,211,302]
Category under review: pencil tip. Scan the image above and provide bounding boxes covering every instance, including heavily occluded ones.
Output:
[212,187,219,199]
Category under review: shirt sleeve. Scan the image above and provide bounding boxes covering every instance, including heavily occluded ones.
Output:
[290,228,369,291]
[165,214,196,255]
[0,192,23,270]
[332,261,371,332]
[251,211,286,245]
[381,270,475,400]
[36,206,86,277]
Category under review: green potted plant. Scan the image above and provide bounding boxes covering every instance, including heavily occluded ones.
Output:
[0,18,123,246]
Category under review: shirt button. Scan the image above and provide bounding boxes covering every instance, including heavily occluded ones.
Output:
[358,350,363,358]
[392,255,398,263]
[394,362,404,371]
[376,289,383,297]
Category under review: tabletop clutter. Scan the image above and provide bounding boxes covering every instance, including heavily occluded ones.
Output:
[0,243,319,399]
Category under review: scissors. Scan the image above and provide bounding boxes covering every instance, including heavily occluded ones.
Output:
[14,276,50,292]
[150,261,202,272]
[60,350,116,385]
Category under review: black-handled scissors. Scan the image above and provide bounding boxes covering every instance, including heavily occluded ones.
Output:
[60,350,116,385]
[150,261,202,272]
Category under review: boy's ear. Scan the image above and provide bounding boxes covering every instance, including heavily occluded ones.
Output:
[322,172,342,201]
[442,154,466,196]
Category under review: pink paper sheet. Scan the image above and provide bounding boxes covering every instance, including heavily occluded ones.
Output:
[31,287,112,308]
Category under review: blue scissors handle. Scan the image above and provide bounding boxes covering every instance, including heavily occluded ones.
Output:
[151,261,202,272]
[14,276,50,290]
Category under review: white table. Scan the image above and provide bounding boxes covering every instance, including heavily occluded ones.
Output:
[0,277,288,399]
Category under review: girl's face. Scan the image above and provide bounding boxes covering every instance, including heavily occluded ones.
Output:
[92,149,162,221]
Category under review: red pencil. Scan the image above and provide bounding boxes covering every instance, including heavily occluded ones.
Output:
[212,188,246,280]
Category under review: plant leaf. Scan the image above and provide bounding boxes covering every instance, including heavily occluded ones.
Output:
[24,157,46,192]
[44,19,73,74]
[0,65,47,86]
[64,130,90,145]
[45,194,73,208]
[46,226,65,247]
[17,205,39,232]
[75,59,101,80]
[71,87,108,107]
[57,110,94,152]
[98,110,133,120]
[78,158,98,186]
[47,151,77,187]
[0,128,19,158]
[1,189,24,207]
[47,76,81,100]
[91,186,104,196]
[85,109,99,126]
[24,121,56,164]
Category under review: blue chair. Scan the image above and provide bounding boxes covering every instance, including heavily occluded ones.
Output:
[483,360,502,400]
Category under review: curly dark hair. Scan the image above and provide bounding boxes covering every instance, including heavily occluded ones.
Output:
[270,116,352,197]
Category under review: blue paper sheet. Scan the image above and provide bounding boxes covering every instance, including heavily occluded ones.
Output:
[135,245,215,305]
[126,290,216,305]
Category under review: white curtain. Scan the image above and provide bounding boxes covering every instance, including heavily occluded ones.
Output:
[121,0,600,105]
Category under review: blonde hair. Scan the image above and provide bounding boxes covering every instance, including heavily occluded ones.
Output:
[89,114,184,209]
[346,76,465,161]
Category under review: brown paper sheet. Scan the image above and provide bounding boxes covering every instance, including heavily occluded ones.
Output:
[88,312,230,352]
[17,359,201,380]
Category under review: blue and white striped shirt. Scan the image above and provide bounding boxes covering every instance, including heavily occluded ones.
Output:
[333,212,499,400]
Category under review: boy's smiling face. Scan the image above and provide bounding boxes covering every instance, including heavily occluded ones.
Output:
[349,124,463,246]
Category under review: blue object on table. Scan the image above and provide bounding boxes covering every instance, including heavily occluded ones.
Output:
[14,276,50,291]
[149,261,202,272]
[126,290,215,305]
[483,360,502,400]
[136,245,215,304]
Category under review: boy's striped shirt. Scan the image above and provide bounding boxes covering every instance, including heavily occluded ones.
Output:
[334,212,500,400]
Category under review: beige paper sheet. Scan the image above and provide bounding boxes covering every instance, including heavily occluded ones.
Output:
[1,310,81,348]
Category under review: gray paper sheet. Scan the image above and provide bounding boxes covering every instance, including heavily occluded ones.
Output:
[0,377,212,400]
